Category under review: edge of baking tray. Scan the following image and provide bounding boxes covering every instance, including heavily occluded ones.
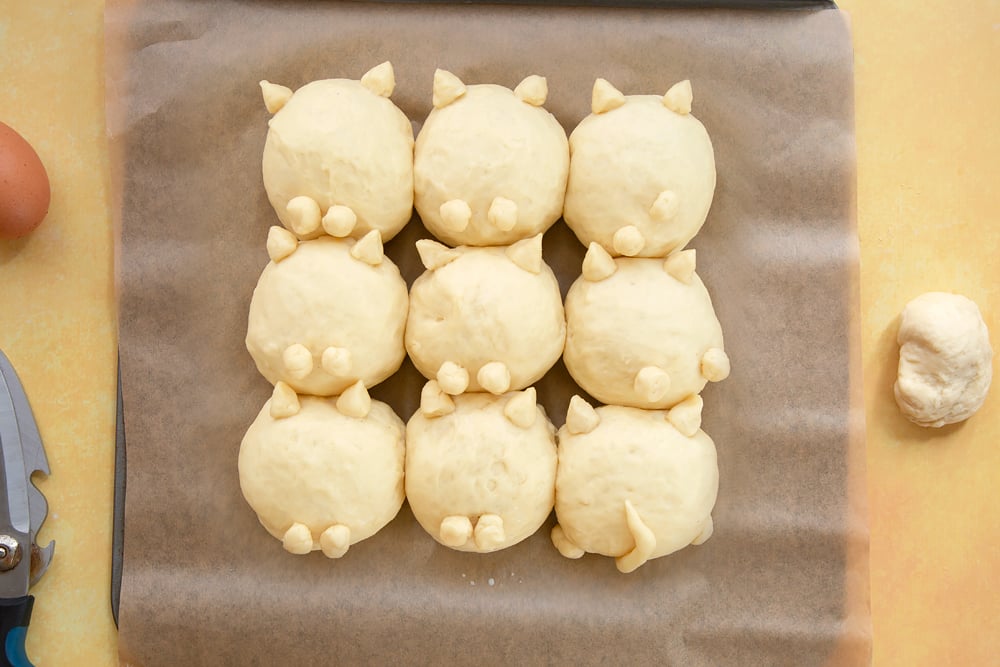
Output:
[108,0,840,627]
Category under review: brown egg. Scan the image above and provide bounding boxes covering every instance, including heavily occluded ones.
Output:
[0,121,51,239]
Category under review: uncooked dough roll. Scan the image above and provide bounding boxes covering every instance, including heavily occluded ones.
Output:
[246,229,408,396]
[260,62,414,242]
[552,397,718,573]
[239,381,405,558]
[563,245,729,409]
[405,385,557,553]
[413,70,569,246]
[405,235,565,395]
[564,78,716,258]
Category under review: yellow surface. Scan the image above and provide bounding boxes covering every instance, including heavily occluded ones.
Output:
[0,1,997,665]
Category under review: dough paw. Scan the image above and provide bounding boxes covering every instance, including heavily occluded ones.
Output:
[634,366,671,403]
[321,346,352,377]
[439,199,471,233]
[282,522,314,555]
[503,387,538,429]
[505,233,543,274]
[691,515,713,546]
[321,205,358,238]
[582,242,617,282]
[285,195,322,237]
[667,394,703,437]
[551,524,585,559]
[591,78,625,114]
[320,524,352,558]
[432,69,466,109]
[614,500,656,574]
[488,196,518,232]
[266,226,298,263]
[701,347,731,382]
[612,225,645,257]
[269,381,301,419]
[260,80,293,114]
[663,248,696,284]
[649,189,680,223]
[477,362,511,395]
[336,380,372,419]
[565,395,600,435]
[349,229,384,266]
[663,79,693,115]
[416,239,461,271]
[474,514,506,550]
[282,344,314,379]
[440,515,473,547]
[514,74,548,106]
[436,362,470,396]
[420,380,455,418]
[360,61,395,98]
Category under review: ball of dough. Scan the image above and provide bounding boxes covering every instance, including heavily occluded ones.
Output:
[564,79,716,258]
[895,292,993,427]
[563,247,728,409]
[261,64,414,242]
[406,236,566,394]
[239,383,405,558]
[246,233,408,396]
[413,71,569,246]
[405,387,557,553]
[553,399,717,573]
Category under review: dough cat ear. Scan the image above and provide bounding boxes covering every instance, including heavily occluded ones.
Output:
[320,525,351,558]
[350,230,384,266]
[433,69,466,108]
[439,515,472,547]
[550,524,585,559]
[488,197,518,232]
[663,79,693,115]
[260,80,293,114]
[582,242,616,281]
[667,394,703,437]
[436,361,469,395]
[477,362,512,395]
[321,347,352,377]
[691,516,714,546]
[361,61,395,97]
[649,189,680,223]
[269,381,301,419]
[336,380,372,419]
[634,366,670,403]
[615,500,656,573]
[282,522,313,555]
[266,226,298,263]
[514,75,548,106]
[282,343,313,379]
[439,199,471,233]
[503,387,537,428]
[474,514,505,550]
[416,239,461,271]
[565,395,600,434]
[286,196,322,236]
[322,205,357,238]
[612,225,645,257]
[664,249,696,284]
[591,78,625,114]
[701,348,731,382]
[505,233,543,274]
[420,380,455,418]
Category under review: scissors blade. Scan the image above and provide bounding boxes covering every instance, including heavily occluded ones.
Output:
[0,361,31,536]
[0,352,50,536]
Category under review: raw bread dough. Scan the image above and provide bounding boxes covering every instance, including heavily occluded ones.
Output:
[413,70,569,246]
[895,292,993,427]
[260,62,414,242]
[239,382,405,558]
[246,231,408,396]
[552,398,718,573]
[405,386,557,552]
[563,79,716,258]
[563,245,729,409]
[406,236,565,394]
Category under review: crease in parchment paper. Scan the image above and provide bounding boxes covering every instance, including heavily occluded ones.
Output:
[107,1,870,665]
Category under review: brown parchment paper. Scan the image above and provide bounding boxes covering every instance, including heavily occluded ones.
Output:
[106,2,870,665]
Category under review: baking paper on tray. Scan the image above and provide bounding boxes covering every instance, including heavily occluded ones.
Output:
[106,1,869,664]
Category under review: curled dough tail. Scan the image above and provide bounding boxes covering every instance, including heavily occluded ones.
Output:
[615,500,656,574]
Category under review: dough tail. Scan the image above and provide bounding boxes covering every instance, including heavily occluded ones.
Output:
[615,500,656,574]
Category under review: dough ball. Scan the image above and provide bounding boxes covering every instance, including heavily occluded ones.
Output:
[406,237,566,394]
[563,248,728,409]
[405,388,557,553]
[413,72,569,246]
[246,234,408,396]
[261,66,414,242]
[239,386,405,558]
[564,81,716,258]
[553,400,717,573]
[895,292,993,427]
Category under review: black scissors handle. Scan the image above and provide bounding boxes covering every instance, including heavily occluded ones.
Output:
[0,596,33,667]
